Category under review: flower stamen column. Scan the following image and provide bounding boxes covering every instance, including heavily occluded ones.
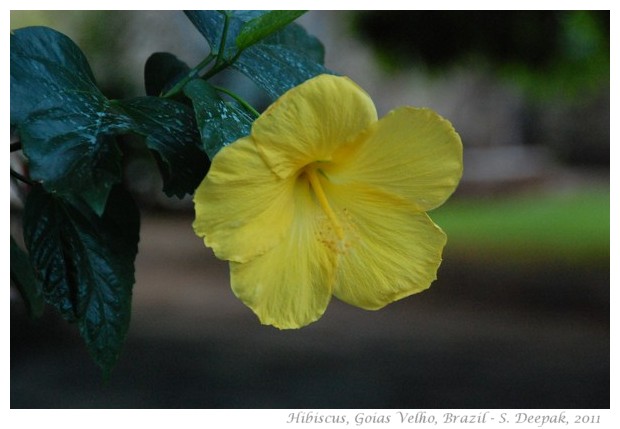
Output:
[304,166,345,242]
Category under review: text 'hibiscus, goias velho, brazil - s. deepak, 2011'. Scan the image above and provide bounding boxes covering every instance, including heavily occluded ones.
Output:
[193,74,463,329]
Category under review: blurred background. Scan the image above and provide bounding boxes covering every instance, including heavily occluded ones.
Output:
[10,11,609,408]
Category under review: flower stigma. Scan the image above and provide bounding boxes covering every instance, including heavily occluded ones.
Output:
[302,163,355,255]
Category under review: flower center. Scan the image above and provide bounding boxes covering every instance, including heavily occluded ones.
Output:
[304,166,346,242]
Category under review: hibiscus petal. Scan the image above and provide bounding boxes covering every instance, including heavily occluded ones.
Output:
[193,137,295,263]
[230,178,337,329]
[327,183,447,310]
[252,74,378,179]
[328,107,463,211]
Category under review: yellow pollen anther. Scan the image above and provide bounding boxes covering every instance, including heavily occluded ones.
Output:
[305,167,345,241]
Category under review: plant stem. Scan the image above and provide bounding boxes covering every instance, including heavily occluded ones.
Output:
[213,85,260,118]
[161,12,245,97]
[202,48,244,80]
[215,11,231,67]
[11,169,35,186]
[162,54,216,98]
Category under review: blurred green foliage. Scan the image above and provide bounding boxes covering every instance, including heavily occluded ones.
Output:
[353,11,609,100]
[432,186,609,266]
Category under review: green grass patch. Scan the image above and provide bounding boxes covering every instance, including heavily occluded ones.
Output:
[430,186,610,266]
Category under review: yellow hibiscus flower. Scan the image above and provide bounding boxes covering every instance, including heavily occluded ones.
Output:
[193,74,463,329]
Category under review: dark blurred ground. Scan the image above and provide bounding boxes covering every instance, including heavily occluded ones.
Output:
[11,209,609,409]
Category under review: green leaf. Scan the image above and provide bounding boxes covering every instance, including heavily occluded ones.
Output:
[185,11,329,99]
[21,119,124,216]
[144,52,191,96]
[234,24,329,100]
[116,97,210,197]
[10,26,97,125]
[11,26,131,215]
[184,79,253,159]
[11,237,45,319]
[236,11,307,50]
[23,185,140,376]
[185,10,266,56]
[12,27,205,209]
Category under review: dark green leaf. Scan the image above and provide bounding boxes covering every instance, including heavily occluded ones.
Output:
[11,237,45,319]
[233,26,329,100]
[184,11,266,56]
[236,11,307,50]
[259,21,325,64]
[116,97,210,197]
[23,185,140,376]
[10,26,97,124]
[185,11,330,100]
[20,118,124,216]
[184,10,223,52]
[184,79,253,159]
[12,27,204,210]
[144,52,191,96]
[11,26,131,215]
